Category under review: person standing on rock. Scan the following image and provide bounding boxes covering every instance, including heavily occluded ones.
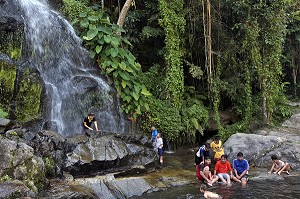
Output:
[83,113,99,136]
[151,126,158,148]
[210,135,224,163]
[156,133,164,165]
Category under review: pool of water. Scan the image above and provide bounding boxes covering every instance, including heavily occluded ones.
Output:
[131,148,300,199]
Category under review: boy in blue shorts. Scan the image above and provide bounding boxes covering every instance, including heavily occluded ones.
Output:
[232,152,249,187]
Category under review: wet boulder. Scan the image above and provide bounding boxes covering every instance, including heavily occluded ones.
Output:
[0,180,35,198]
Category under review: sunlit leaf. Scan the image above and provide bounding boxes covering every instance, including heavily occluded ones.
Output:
[96,45,102,54]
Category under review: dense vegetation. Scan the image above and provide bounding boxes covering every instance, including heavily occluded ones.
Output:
[59,0,300,145]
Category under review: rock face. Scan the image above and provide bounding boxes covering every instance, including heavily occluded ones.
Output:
[64,134,157,177]
[224,115,300,171]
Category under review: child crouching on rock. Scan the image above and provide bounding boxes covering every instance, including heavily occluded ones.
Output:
[268,154,291,175]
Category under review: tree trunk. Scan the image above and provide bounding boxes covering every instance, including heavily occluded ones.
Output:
[117,0,133,28]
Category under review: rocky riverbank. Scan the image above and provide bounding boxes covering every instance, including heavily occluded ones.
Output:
[1,109,300,198]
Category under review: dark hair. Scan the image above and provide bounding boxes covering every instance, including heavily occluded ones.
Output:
[205,143,210,148]
[221,154,228,159]
[200,184,207,191]
[205,156,211,160]
[271,154,278,160]
[237,152,243,157]
[88,113,95,116]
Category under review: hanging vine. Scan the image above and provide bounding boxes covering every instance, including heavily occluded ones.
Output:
[158,0,186,109]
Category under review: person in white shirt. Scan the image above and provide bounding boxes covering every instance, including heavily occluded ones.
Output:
[156,133,164,165]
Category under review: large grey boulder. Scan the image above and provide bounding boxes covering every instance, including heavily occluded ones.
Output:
[224,113,300,171]
[64,135,157,177]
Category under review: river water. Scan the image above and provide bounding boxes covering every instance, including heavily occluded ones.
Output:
[131,148,300,199]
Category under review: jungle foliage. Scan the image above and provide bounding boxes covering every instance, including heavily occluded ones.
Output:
[61,0,300,144]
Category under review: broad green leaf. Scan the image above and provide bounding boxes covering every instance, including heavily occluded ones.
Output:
[113,71,119,78]
[136,105,141,114]
[98,26,112,34]
[111,37,120,47]
[132,92,140,100]
[111,48,119,57]
[125,67,134,73]
[111,62,118,69]
[126,53,135,66]
[119,71,130,81]
[141,87,151,96]
[104,48,111,56]
[96,45,102,54]
[123,95,132,102]
[119,62,127,70]
[80,20,89,28]
[88,15,99,21]
[104,35,112,43]
[86,28,98,40]
[79,12,87,18]
[134,85,141,93]
[89,24,97,30]
[106,68,115,73]
[121,80,127,88]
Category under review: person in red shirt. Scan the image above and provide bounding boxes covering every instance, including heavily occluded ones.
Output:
[214,154,233,186]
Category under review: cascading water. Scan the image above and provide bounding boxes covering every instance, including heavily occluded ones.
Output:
[17,0,129,136]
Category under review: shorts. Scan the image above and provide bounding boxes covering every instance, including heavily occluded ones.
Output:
[196,165,212,181]
[158,148,163,156]
[217,173,230,179]
[234,173,249,180]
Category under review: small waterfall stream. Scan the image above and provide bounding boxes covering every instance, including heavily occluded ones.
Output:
[17,0,128,136]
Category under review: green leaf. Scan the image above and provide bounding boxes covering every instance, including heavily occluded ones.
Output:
[132,92,140,100]
[88,15,99,21]
[90,51,96,58]
[80,20,89,28]
[119,71,131,80]
[123,38,132,46]
[119,62,127,70]
[123,95,132,102]
[121,80,127,88]
[111,37,120,47]
[144,103,150,111]
[125,67,134,73]
[104,35,112,43]
[111,48,119,57]
[96,45,102,54]
[141,87,151,96]
[79,12,87,18]
[98,26,112,34]
[86,28,98,40]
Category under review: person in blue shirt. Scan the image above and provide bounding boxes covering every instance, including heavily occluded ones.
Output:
[151,126,158,144]
[232,152,249,187]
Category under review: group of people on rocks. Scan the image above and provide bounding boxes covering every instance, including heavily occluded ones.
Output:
[195,136,291,198]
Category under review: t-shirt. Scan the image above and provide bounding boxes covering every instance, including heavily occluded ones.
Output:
[233,159,249,175]
[83,116,96,128]
[210,141,224,159]
[196,145,210,158]
[200,163,211,171]
[156,137,163,149]
[214,160,232,174]
[152,129,158,141]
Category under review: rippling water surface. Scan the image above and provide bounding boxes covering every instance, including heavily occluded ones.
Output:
[132,148,300,199]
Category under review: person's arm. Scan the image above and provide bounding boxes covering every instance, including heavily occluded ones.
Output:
[268,163,275,173]
[239,169,248,178]
[83,122,93,130]
[200,171,210,182]
[94,121,99,131]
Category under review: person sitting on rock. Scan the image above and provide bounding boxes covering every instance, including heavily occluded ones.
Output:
[196,156,219,186]
[268,154,290,175]
[214,154,233,186]
[210,135,224,163]
[200,184,222,199]
[232,152,249,187]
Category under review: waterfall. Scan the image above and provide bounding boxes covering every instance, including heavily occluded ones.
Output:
[17,0,129,136]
